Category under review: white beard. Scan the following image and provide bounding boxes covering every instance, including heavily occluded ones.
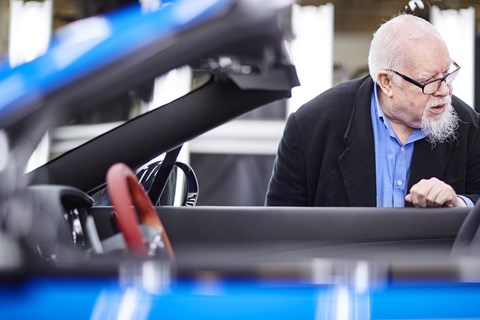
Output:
[421,96,459,146]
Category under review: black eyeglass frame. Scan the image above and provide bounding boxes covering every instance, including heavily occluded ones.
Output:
[386,61,461,95]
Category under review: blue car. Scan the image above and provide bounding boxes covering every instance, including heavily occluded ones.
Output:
[1,0,480,319]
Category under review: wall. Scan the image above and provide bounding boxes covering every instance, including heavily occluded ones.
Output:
[333,32,372,83]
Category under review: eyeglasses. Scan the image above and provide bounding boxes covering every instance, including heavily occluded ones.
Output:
[386,61,461,95]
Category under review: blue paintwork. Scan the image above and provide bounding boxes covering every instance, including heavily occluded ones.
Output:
[1,276,479,319]
[0,0,230,121]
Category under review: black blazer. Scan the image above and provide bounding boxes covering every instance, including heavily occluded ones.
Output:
[266,76,480,207]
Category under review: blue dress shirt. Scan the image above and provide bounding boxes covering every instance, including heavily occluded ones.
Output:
[371,85,426,207]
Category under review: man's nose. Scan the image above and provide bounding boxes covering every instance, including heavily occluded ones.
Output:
[433,80,451,96]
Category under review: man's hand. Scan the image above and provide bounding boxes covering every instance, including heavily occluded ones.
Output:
[405,177,466,208]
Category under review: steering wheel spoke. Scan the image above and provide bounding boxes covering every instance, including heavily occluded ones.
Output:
[107,163,175,259]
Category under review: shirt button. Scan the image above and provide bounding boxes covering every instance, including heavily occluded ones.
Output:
[401,147,405,152]
[397,180,403,186]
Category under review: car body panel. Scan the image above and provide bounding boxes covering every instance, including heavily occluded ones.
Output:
[1,276,480,319]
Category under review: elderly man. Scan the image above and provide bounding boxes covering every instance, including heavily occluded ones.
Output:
[266,14,480,207]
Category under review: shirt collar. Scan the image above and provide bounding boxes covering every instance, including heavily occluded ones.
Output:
[372,84,391,131]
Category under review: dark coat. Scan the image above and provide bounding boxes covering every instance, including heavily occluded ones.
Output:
[266,76,480,207]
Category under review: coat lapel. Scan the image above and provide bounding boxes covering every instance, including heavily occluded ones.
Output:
[339,77,377,206]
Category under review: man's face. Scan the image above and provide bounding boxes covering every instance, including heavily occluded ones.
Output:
[387,37,458,142]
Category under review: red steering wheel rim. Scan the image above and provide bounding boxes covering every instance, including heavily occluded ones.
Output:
[107,162,175,259]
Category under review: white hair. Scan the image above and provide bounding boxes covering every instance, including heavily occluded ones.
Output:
[368,14,444,84]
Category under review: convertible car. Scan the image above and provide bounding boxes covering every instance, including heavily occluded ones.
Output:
[1,0,480,318]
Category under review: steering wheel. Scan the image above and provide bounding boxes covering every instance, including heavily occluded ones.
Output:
[106,162,175,259]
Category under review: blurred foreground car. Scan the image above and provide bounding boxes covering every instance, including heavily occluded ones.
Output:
[1,0,480,319]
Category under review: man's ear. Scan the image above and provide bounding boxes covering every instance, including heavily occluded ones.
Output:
[377,71,393,98]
